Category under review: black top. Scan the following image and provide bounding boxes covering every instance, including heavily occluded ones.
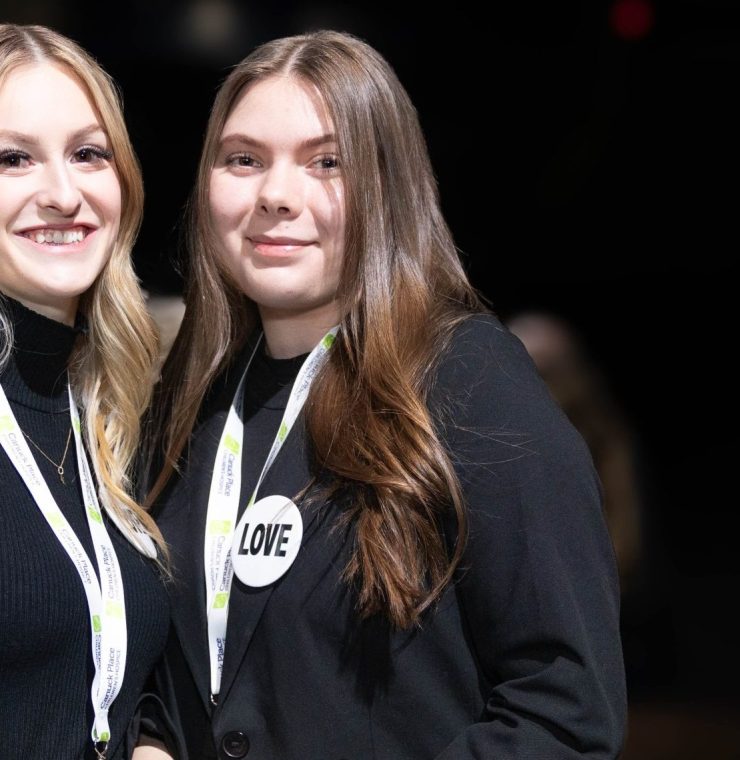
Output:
[0,296,169,760]
[153,315,626,759]
[236,341,309,520]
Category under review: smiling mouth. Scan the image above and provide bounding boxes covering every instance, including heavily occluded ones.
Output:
[20,226,91,245]
[247,238,315,257]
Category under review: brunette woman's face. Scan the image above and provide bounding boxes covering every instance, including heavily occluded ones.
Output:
[0,63,121,324]
[209,75,344,325]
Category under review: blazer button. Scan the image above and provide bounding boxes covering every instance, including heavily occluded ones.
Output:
[221,730,250,758]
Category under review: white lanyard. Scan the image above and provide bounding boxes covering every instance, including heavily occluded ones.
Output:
[0,384,127,756]
[204,328,338,698]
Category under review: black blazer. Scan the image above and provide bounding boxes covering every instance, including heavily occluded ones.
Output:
[152,316,626,759]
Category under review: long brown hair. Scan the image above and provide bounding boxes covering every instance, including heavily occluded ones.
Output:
[0,24,166,561]
[151,30,485,626]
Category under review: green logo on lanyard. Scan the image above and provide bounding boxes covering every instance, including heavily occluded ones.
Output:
[106,601,124,619]
[208,519,232,534]
[224,434,240,454]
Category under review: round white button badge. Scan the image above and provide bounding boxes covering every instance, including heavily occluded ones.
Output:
[231,495,303,587]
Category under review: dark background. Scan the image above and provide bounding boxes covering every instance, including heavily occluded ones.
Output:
[2,0,738,753]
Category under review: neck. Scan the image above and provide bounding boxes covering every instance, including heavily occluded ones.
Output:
[1,290,77,327]
[0,294,78,412]
[259,303,339,359]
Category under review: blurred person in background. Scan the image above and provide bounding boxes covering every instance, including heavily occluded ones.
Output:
[507,311,642,589]
[144,291,185,369]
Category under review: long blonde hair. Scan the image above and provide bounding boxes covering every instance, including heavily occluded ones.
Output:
[153,31,485,623]
[0,24,166,560]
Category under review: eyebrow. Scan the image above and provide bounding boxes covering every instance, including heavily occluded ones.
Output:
[219,132,337,151]
[0,124,107,147]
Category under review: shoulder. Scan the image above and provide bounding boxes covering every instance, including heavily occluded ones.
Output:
[433,312,555,425]
[431,312,595,482]
[437,312,539,381]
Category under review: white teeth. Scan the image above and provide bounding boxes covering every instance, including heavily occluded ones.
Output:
[26,227,87,245]
[62,229,83,244]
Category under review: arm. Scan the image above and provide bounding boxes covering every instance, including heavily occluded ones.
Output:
[132,737,174,760]
[433,317,626,758]
[127,656,187,760]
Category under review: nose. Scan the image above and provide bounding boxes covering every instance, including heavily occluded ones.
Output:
[255,162,303,218]
[36,160,82,216]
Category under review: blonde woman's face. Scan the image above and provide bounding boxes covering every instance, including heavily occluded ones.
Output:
[209,75,345,329]
[0,63,121,324]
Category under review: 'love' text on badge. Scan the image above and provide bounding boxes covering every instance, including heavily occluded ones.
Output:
[236,522,292,557]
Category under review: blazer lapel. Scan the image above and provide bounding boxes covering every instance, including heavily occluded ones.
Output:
[162,342,257,712]
[216,423,336,704]
[166,462,213,711]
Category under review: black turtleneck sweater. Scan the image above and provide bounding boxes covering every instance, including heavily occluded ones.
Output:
[0,297,169,760]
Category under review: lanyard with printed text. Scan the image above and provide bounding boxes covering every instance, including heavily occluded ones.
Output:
[204,328,338,699]
[0,384,127,757]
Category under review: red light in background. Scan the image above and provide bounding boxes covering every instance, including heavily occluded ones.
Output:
[610,0,655,41]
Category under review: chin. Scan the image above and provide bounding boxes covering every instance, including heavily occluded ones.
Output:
[39,265,105,297]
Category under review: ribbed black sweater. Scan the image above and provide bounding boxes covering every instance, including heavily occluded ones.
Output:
[0,297,169,760]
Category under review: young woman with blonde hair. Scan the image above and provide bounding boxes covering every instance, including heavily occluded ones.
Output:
[0,23,169,760]
[147,30,626,759]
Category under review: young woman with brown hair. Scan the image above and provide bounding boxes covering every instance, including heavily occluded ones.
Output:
[147,30,626,759]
